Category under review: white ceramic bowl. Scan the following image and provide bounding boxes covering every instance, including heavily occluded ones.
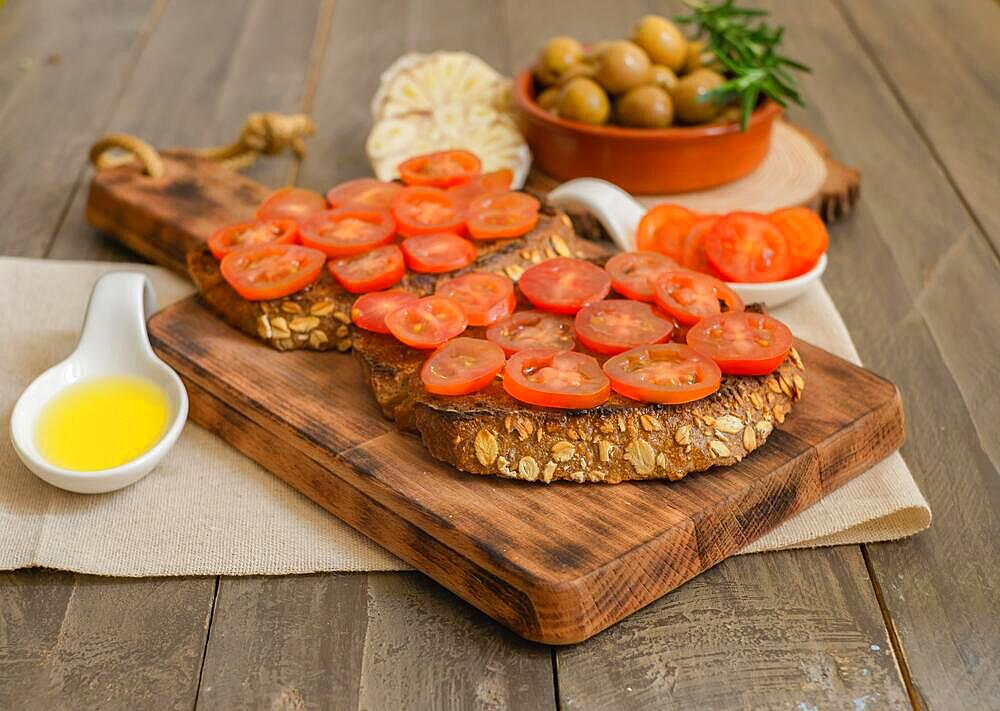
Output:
[547,178,826,307]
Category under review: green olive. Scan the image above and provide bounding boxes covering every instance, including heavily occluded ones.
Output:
[671,68,726,124]
[537,86,560,112]
[557,77,611,124]
[631,15,688,73]
[540,36,584,77]
[617,85,674,128]
[682,39,720,75]
[582,41,612,64]
[648,64,679,92]
[559,61,595,84]
[711,105,744,125]
[594,41,651,94]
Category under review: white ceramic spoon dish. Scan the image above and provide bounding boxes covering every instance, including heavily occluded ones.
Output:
[547,178,826,307]
[10,272,188,494]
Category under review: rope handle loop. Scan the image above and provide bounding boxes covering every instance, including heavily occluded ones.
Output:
[89,134,166,178]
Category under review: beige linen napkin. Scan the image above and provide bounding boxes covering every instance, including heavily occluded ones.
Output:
[0,258,929,576]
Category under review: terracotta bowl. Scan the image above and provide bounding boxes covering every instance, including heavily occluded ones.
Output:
[513,68,783,195]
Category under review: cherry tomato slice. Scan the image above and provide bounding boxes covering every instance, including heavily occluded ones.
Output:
[466,192,540,240]
[705,212,791,282]
[207,219,298,260]
[326,178,403,210]
[256,187,328,223]
[519,257,612,314]
[385,295,468,349]
[420,337,506,396]
[328,244,404,294]
[298,208,396,257]
[351,290,419,334]
[392,186,466,237]
[503,349,610,410]
[768,207,829,277]
[574,300,674,355]
[603,343,722,404]
[686,311,793,376]
[400,232,476,273]
[680,216,720,274]
[606,251,679,302]
[398,150,482,188]
[435,272,516,326]
[486,310,575,356]
[653,268,744,326]
[636,204,696,255]
[220,243,326,301]
[447,169,513,208]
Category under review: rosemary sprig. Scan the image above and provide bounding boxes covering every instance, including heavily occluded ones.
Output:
[676,0,811,130]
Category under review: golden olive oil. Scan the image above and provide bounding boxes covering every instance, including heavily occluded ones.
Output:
[34,375,170,471]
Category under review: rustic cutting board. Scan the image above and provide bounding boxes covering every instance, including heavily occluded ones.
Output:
[148,300,903,644]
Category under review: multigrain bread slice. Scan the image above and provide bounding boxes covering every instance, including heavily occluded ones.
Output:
[187,204,610,352]
[353,326,806,484]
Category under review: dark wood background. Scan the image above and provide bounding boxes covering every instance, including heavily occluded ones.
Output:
[2,0,997,708]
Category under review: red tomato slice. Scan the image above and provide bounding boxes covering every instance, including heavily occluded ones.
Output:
[686,311,793,375]
[705,212,791,282]
[207,219,298,260]
[435,272,516,326]
[351,290,418,334]
[653,268,745,326]
[398,150,482,188]
[680,216,720,274]
[635,204,696,254]
[518,257,612,314]
[503,349,610,409]
[486,310,575,356]
[603,343,722,404]
[326,178,403,210]
[400,232,476,273]
[447,169,513,208]
[298,208,396,257]
[466,192,540,240]
[574,300,674,355]
[392,186,466,237]
[606,251,679,302]
[328,244,404,294]
[768,207,829,277]
[220,243,326,301]
[256,187,328,223]
[385,295,468,349]
[420,337,506,396]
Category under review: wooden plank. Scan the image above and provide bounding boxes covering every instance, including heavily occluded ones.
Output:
[760,0,1000,707]
[48,0,321,262]
[0,570,215,711]
[196,573,555,710]
[838,0,1000,253]
[0,0,158,258]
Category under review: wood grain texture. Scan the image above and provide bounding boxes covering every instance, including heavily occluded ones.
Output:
[196,573,555,710]
[0,570,214,711]
[148,296,903,644]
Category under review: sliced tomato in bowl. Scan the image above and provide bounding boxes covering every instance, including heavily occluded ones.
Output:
[503,349,610,409]
[686,311,793,375]
[420,337,506,396]
[653,269,744,326]
[768,207,829,277]
[435,272,516,326]
[466,192,540,239]
[328,244,405,294]
[603,343,722,404]
[299,208,396,257]
[351,290,419,334]
[392,186,466,237]
[385,295,468,349]
[256,187,328,223]
[519,257,612,314]
[605,251,679,302]
[400,232,476,273]
[398,150,481,188]
[635,204,696,255]
[447,169,513,208]
[326,178,402,210]
[680,215,720,274]
[574,300,674,355]
[486,310,575,356]
[207,219,298,260]
[220,243,326,301]
[705,212,791,282]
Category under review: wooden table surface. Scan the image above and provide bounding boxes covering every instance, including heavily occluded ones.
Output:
[1,1,997,709]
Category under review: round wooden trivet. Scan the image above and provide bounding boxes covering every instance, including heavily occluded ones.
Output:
[526,120,860,224]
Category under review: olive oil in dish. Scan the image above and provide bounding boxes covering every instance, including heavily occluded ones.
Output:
[34,375,170,471]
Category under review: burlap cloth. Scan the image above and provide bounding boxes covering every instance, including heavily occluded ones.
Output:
[0,258,930,576]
